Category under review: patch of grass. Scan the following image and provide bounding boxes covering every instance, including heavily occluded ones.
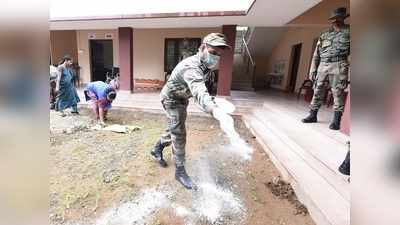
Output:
[150,220,163,225]
[141,124,163,149]
[51,167,110,219]
[250,187,258,202]
[50,115,170,222]
[248,171,256,180]
[54,183,96,220]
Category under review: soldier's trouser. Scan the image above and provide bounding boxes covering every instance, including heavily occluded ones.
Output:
[158,99,188,167]
[310,60,349,112]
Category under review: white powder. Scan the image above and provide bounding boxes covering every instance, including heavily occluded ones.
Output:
[171,204,192,217]
[87,163,246,225]
[213,108,253,160]
[95,188,169,225]
[194,182,245,223]
[94,182,245,225]
[170,183,245,225]
[190,159,246,224]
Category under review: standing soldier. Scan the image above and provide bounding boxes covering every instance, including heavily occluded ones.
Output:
[150,33,230,189]
[302,7,350,130]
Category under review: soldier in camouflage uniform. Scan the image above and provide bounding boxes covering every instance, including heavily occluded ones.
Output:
[150,33,230,189]
[302,7,350,130]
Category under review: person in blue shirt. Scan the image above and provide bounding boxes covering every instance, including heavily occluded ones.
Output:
[84,81,117,125]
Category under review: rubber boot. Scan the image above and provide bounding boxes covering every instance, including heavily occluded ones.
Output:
[338,151,350,175]
[150,140,168,167]
[329,111,343,130]
[301,109,318,123]
[175,165,195,190]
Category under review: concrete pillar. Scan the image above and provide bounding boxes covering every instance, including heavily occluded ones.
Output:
[217,25,236,96]
[118,27,134,91]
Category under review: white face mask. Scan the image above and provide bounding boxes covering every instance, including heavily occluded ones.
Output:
[204,48,220,70]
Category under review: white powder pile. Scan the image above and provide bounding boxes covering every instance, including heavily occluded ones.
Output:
[173,205,192,217]
[213,108,253,160]
[190,159,246,224]
[194,182,245,223]
[170,203,197,225]
[95,188,170,225]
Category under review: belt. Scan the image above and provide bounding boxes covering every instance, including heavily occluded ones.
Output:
[161,98,189,106]
[320,56,348,63]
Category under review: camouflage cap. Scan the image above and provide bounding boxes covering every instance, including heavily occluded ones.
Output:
[203,33,231,49]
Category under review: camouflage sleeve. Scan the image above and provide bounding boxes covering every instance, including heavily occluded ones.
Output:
[183,68,216,113]
[309,38,321,80]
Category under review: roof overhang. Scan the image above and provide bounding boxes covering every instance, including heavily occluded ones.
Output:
[50,0,254,22]
[50,0,323,30]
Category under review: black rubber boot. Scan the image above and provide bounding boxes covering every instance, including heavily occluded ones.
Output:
[150,140,168,167]
[301,109,318,123]
[338,151,350,175]
[329,111,343,130]
[175,165,195,190]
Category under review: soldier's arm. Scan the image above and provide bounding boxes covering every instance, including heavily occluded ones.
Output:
[183,68,216,113]
[309,39,321,80]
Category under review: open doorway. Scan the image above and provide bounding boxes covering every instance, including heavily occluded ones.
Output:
[90,40,113,82]
[287,43,302,93]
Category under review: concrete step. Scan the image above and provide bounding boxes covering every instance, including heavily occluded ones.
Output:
[232,71,250,78]
[231,80,253,84]
[231,87,254,91]
[231,82,254,91]
[262,102,348,146]
[254,106,350,196]
[232,77,253,85]
[241,106,350,225]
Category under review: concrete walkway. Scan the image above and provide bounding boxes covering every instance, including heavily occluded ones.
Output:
[77,89,261,116]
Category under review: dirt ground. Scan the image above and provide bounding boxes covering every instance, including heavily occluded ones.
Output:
[50,107,315,225]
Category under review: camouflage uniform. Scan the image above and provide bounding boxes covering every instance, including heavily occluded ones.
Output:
[309,24,350,112]
[158,53,217,166]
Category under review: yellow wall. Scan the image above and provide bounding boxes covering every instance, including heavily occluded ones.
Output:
[259,27,325,91]
[76,27,220,84]
[255,0,350,91]
[133,27,221,81]
[76,30,119,84]
[50,30,78,65]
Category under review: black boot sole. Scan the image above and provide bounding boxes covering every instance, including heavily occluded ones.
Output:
[302,118,317,123]
[329,124,340,130]
[150,151,168,167]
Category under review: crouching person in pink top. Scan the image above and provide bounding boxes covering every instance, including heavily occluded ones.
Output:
[84,81,117,126]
